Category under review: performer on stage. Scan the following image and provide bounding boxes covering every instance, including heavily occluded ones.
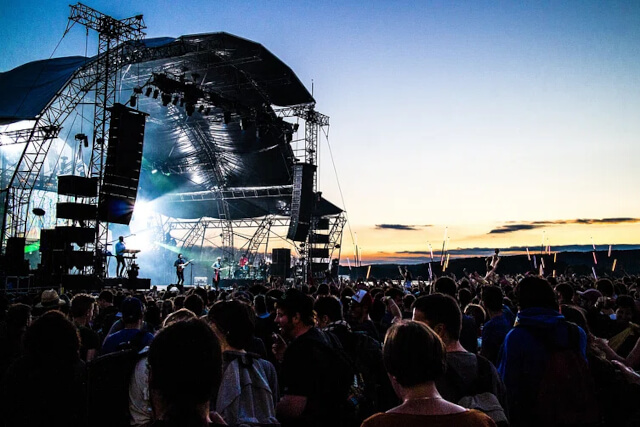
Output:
[212,257,222,289]
[115,236,126,278]
[174,253,188,286]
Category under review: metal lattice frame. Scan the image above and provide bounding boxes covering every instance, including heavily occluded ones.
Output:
[327,212,347,261]
[179,218,208,254]
[173,114,237,264]
[241,214,274,264]
[68,3,146,277]
[0,62,97,251]
[275,105,330,278]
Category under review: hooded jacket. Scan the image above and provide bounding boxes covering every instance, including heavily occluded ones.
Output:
[497,307,587,426]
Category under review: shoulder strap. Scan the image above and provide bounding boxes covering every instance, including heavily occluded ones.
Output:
[565,321,581,351]
[130,330,147,352]
[474,354,494,394]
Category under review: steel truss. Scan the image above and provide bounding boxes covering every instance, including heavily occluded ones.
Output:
[67,3,146,277]
[1,7,345,284]
[275,105,332,278]
[0,62,97,250]
[166,186,293,203]
[240,214,274,265]
[173,112,236,266]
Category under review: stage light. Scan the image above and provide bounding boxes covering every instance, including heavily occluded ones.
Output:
[152,89,159,99]
[133,86,143,94]
[161,93,171,106]
[151,169,158,174]
[75,133,89,148]
[32,207,46,216]
[145,87,152,97]
[130,95,137,107]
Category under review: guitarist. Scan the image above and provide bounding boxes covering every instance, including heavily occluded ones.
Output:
[211,257,222,290]
[174,253,189,286]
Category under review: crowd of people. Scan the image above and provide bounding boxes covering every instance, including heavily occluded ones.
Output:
[1,270,640,426]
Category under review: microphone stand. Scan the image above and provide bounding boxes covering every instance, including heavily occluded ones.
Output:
[190,261,194,287]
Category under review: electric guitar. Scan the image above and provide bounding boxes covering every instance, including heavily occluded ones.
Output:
[176,260,191,272]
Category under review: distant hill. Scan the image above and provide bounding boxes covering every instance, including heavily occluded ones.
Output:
[339,249,640,280]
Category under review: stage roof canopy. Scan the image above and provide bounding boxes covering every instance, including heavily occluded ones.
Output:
[0,32,342,220]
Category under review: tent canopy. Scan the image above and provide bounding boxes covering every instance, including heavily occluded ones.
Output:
[0,32,341,220]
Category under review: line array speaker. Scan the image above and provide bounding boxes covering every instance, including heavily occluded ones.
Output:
[98,103,147,225]
[287,163,316,242]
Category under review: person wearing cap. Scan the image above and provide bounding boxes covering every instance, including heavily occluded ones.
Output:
[102,297,154,355]
[272,288,352,427]
[348,289,380,342]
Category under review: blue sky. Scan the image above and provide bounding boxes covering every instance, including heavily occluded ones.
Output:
[2,1,640,261]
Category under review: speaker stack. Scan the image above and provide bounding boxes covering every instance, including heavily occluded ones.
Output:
[271,248,291,278]
[287,163,316,242]
[98,103,147,225]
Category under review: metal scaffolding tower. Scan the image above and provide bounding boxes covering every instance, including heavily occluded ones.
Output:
[68,3,146,277]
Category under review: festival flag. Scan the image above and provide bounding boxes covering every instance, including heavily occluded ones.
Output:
[592,251,598,265]
[526,247,531,261]
[612,259,617,272]
[347,257,351,270]
[608,245,612,258]
[366,265,371,280]
[592,266,597,280]
[533,255,537,269]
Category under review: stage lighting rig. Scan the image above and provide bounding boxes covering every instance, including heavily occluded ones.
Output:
[75,133,89,147]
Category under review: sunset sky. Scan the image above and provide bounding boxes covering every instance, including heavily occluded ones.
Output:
[2,1,639,263]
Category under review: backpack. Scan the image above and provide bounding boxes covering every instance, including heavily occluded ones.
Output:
[446,354,509,426]
[534,322,602,426]
[87,331,148,427]
[316,330,369,427]
[216,352,280,426]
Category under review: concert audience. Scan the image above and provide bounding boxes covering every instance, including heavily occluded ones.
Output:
[0,310,86,427]
[3,269,640,426]
[147,318,224,426]
[412,293,508,422]
[208,299,279,425]
[102,296,154,355]
[70,293,101,362]
[361,320,495,427]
